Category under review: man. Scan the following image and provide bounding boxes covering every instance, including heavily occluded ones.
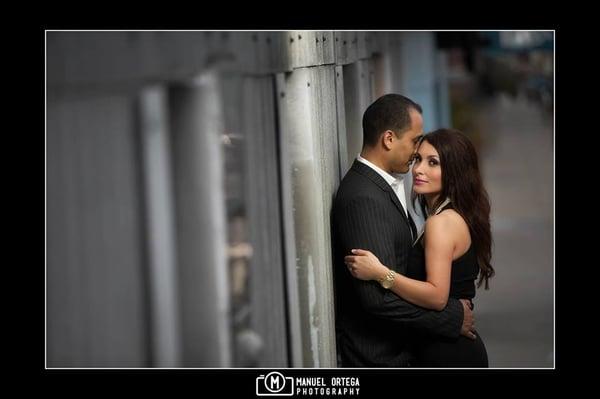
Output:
[332,94,475,367]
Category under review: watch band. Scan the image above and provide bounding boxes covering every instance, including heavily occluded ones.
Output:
[379,269,396,288]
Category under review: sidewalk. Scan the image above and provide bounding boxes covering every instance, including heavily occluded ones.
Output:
[474,93,554,368]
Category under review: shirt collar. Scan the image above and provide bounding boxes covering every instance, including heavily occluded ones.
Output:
[356,155,404,187]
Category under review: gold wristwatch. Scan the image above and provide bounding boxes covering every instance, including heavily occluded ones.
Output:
[379,269,396,289]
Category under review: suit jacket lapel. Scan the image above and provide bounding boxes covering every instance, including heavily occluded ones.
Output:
[351,160,411,226]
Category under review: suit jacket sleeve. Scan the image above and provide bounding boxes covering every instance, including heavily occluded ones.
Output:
[337,196,463,338]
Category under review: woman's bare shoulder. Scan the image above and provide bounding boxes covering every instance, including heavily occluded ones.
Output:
[425,209,468,236]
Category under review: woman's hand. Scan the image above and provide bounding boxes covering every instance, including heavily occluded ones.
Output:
[344,249,388,281]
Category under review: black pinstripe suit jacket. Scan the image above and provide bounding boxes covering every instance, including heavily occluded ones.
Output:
[332,160,464,367]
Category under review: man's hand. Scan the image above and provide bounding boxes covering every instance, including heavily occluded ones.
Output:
[459,299,477,340]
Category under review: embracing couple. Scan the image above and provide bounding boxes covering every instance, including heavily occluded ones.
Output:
[332,94,494,367]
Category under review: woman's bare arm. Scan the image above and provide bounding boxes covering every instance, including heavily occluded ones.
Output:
[345,213,455,311]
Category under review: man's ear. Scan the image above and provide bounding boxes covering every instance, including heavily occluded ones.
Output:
[382,130,394,150]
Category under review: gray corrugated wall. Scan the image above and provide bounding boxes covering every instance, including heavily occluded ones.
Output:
[46,31,448,367]
[47,95,148,367]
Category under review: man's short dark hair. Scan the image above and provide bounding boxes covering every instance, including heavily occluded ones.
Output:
[361,94,422,147]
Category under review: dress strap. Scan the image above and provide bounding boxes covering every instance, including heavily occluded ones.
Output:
[430,197,452,216]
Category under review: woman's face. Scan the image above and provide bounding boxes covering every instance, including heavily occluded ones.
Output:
[412,140,442,196]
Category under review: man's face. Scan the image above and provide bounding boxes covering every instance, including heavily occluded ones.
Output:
[390,108,424,173]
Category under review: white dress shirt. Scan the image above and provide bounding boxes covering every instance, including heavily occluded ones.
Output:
[356,155,408,217]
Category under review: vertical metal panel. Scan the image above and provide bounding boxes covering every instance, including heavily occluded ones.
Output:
[310,66,341,187]
[220,32,251,74]
[334,31,350,65]
[367,32,402,99]
[275,73,303,367]
[367,58,377,101]
[265,29,330,71]
[397,32,438,132]
[277,67,317,366]
[47,95,148,367]
[138,86,182,367]
[47,99,82,366]
[320,31,335,65]
[289,31,302,69]
[357,31,369,59]
[290,31,320,69]
[303,31,319,67]
[244,32,261,73]
[242,76,289,366]
[285,31,299,71]
[334,31,359,65]
[334,31,346,65]
[230,32,262,74]
[153,32,206,79]
[169,72,232,367]
[255,32,272,73]
[264,31,278,72]
[386,32,406,93]
[347,31,359,64]
[218,72,289,367]
[370,31,390,55]
[310,30,335,66]
[308,66,340,366]
[195,31,239,73]
[269,31,293,73]
[371,52,393,98]
[314,31,324,66]
[276,66,338,367]
[334,66,350,178]
[364,31,378,56]
[342,59,374,166]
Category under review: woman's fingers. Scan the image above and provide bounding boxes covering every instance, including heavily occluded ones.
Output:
[344,258,355,270]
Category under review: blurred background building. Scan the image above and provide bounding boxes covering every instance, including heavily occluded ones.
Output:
[46,30,554,368]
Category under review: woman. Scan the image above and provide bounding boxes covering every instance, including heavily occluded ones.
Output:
[344,128,494,367]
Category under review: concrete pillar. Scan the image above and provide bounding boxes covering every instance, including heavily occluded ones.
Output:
[276,65,339,367]
[169,71,232,367]
[138,86,182,367]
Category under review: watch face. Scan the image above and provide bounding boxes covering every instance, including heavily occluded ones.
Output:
[382,279,393,289]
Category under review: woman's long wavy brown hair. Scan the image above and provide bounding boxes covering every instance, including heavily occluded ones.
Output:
[413,129,495,289]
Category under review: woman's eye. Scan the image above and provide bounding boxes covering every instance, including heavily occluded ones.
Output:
[429,160,439,166]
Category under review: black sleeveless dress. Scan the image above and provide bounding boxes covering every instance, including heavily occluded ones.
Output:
[407,205,489,367]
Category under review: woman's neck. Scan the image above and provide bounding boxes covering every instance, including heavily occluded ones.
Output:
[425,194,441,214]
